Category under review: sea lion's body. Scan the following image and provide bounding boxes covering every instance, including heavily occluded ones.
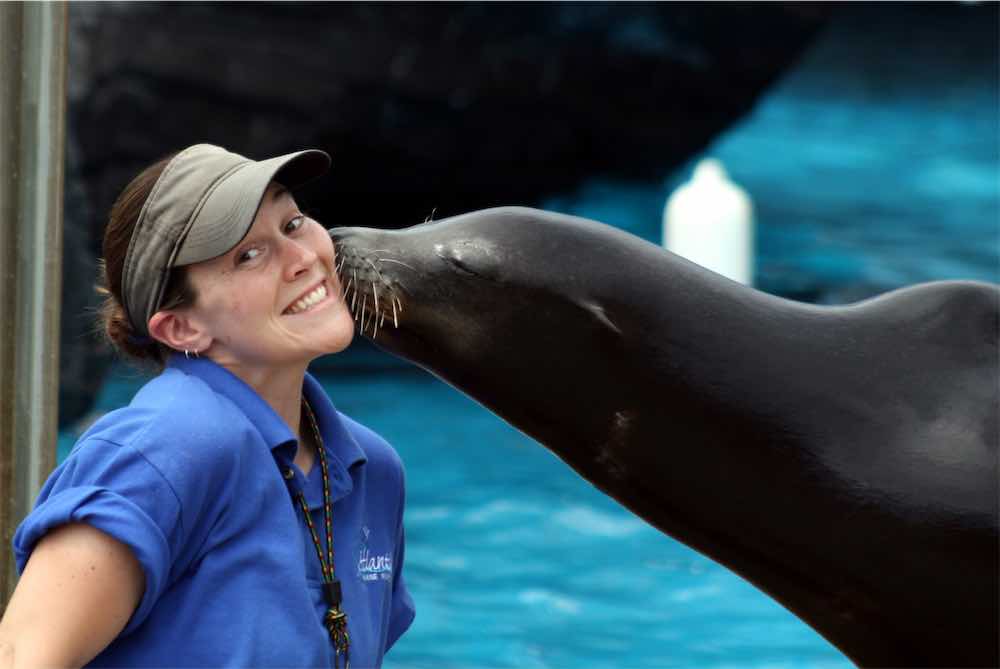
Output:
[330,207,999,666]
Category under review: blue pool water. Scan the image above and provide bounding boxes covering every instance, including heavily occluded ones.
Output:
[58,5,996,668]
[318,372,853,669]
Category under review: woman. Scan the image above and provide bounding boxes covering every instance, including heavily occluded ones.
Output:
[0,145,414,668]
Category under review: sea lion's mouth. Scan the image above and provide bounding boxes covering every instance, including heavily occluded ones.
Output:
[333,240,412,339]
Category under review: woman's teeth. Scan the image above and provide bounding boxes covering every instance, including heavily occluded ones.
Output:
[285,283,328,314]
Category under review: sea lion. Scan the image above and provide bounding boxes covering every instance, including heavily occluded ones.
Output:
[328,207,999,667]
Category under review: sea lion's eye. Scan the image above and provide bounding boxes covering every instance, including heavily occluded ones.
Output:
[284,215,305,235]
[435,239,502,282]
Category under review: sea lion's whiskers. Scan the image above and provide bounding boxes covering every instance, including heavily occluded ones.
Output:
[363,258,387,284]
[393,296,403,315]
[391,300,398,328]
[373,283,379,314]
[360,295,367,332]
[351,269,359,311]
[378,258,417,272]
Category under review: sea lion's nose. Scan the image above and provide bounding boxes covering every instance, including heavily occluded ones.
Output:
[327,226,352,241]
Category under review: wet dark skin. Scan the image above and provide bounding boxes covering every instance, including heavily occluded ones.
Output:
[330,206,998,667]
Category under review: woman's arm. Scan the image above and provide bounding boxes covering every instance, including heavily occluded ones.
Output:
[0,522,144,669]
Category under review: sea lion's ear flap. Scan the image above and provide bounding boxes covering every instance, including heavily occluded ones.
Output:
[574,299,622,336]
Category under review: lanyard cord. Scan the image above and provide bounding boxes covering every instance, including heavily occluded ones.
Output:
[295,400,350,669]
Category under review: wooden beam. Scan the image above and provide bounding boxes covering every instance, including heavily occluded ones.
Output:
[0,0,68,611]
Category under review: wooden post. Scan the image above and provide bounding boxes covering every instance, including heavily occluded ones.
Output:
[0,1,68,610]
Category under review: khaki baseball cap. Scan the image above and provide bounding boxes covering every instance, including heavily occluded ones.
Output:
[122,143,331,337]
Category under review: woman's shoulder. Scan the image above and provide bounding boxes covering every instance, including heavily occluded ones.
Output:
[75,367,267,483]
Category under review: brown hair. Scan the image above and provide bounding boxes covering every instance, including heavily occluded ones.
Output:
[96,152,198,369]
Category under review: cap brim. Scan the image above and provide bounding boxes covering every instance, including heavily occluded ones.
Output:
[174,148,331,266]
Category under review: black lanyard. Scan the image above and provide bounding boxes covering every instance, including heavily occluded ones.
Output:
[294,401,350,669]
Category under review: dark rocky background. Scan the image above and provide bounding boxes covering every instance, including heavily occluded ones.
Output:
[61,2,832,427]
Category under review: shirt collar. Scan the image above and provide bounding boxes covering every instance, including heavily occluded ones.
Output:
[303,371,367,471]
[167,353,367,472]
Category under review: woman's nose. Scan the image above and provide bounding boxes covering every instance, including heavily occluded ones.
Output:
[285,239,319,279]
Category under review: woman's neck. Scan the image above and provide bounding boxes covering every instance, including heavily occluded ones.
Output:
[216,357,310,439]
[223,358,318,474]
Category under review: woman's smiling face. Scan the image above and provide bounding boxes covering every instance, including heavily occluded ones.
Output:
[179,181,355,369]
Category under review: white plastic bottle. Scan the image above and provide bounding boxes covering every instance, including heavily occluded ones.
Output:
[663,158,754,286]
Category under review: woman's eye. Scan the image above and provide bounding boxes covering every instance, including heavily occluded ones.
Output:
[237,247,262,264]
[284,215,305,235]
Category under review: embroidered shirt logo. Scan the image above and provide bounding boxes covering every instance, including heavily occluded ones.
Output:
[357,524,392,582]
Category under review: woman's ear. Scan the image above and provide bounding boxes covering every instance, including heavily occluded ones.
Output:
[147,310,212,353]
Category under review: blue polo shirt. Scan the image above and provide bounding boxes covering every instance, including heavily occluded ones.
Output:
[13,354,414,668]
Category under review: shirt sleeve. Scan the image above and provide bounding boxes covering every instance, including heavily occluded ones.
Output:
[385,465,415,651]
[12,437,184,636]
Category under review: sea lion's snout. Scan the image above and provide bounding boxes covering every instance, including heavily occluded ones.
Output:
[327,226,409,339]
